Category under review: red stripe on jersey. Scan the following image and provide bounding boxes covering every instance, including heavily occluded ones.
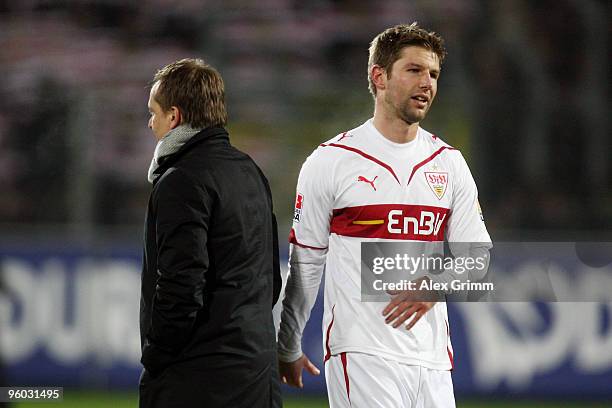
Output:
[407,146,456,185]
[330,204,450,241]
[289,228,327,250]
[341,352,351,404]
[337,131,350,142]
[446,320,454,370]
[320,143,401,184]
[324,305,336,363]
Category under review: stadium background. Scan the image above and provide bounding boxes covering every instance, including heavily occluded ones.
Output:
[0,0,610,407]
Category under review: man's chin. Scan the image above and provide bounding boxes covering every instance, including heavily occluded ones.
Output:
[400,111,426,125]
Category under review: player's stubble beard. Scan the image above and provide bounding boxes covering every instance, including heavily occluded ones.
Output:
[386,93,430,126]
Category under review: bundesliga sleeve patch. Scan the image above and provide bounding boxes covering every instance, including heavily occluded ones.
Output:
[293,193,304,223]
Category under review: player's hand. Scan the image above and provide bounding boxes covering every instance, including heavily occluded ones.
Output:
[382,277,439,330]
[279,354,320,388]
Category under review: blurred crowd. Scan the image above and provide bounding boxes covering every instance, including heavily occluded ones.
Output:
[0,0,609,239]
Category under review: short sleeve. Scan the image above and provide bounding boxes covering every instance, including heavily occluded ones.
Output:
[446,153,491,244]
[289,149,335,249]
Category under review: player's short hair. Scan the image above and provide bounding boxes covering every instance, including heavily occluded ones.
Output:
[152,58,227,129]
[368,22,447,96]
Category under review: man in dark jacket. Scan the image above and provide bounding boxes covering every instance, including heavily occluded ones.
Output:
[139,58,282,408]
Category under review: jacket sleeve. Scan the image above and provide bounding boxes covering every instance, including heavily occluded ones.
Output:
[142,167,212,374]
[253,163,282,307]
[271,213,282,306]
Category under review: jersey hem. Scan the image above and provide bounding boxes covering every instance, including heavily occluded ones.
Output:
[327,345,453,371]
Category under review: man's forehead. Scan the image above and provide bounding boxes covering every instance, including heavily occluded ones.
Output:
[148,82,159,106]
[397,46,440,67]
[149,82,158,95]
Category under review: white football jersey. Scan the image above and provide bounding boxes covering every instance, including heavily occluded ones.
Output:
[279,119,491,370]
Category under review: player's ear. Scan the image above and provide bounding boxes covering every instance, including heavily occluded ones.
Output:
[370,64,387,93]
[169,106,181,129]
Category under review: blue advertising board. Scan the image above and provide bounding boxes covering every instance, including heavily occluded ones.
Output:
[0,243,611,397]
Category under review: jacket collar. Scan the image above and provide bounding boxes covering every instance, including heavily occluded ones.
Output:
[152,126,229,182]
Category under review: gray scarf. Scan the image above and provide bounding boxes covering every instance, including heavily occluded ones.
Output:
[148,125,202,183]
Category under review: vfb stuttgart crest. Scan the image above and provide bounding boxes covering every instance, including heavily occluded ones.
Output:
[424,172,448,200]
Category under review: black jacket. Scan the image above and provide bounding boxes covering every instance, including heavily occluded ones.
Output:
[139,127,282,407]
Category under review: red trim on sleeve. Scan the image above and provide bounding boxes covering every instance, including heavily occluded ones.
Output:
[323,305,336,363]
[320,143,401,184]
[447,347,454,370]
[407,146,456,185]
[341,352,351,404]
[445,320,454,370]
[289,228,327,250]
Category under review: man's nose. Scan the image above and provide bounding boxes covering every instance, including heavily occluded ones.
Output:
[148,118,153,129]
[419,73,432,89]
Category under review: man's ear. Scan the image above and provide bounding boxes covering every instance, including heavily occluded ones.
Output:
[169,106,182,129]
[370,65,387,93]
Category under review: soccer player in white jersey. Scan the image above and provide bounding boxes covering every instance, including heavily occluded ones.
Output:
[278,23,492,407]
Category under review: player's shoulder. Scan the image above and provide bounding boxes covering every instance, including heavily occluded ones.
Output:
[420,128,466,161]
[419,128,474,181]
[419,127,452,149]
[306,122,369,162]
[321,121,370,147]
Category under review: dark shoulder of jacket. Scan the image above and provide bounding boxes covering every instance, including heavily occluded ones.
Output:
[251,157,274,204]
[151,166,205,205]
[221,144,274,205]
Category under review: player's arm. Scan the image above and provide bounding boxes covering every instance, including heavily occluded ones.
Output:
[278,245,326,388]
[142,168,212,376]
[278,150,333,388]
[436,153,492,288]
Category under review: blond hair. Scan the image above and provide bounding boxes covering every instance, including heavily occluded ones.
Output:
[152,58,227,128]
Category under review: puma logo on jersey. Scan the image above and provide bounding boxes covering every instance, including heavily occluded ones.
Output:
[357,175,378,191]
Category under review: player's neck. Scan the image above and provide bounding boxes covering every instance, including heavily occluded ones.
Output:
[372,110,419,144]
